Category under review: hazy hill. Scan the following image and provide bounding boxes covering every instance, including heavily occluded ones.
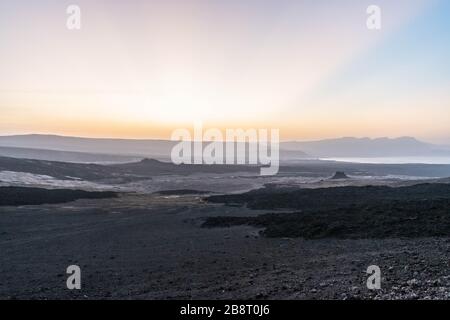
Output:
[0,134,449,160]
[0,146,142,163]
[0,134,307,162]
[0,134,176,160]
[281,137,449,157]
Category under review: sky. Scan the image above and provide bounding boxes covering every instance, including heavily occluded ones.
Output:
[0,0,449,143]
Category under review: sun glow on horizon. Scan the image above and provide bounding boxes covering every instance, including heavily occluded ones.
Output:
[1,0,449,143]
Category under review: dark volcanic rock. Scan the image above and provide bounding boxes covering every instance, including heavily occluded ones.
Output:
[207,183,450,210]
[0,187,117,206]
[204,183,450,239]
[203,197,450,239]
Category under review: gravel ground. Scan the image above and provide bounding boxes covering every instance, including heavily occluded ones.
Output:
[1,194,450,300]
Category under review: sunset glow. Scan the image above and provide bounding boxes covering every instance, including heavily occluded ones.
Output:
[1,0,449,143]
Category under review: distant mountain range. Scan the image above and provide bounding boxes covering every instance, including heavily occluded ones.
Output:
[282,137,450,158]
[0,134,449,162]
[0,146,142,164]
[0,134,175,161]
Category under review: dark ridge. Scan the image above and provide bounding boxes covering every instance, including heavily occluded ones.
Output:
[0,156,115,181]
[202,198,450,239]
[112,158,260,175]
[206,183,450,210]
[0,187,117,206]
[155,189,213,196]
[0,156,259,182]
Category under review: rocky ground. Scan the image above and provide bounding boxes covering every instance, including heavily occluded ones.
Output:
[203,185,450,239]
[1,193,450,300]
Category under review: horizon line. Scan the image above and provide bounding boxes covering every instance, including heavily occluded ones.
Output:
[0,132,440,145]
